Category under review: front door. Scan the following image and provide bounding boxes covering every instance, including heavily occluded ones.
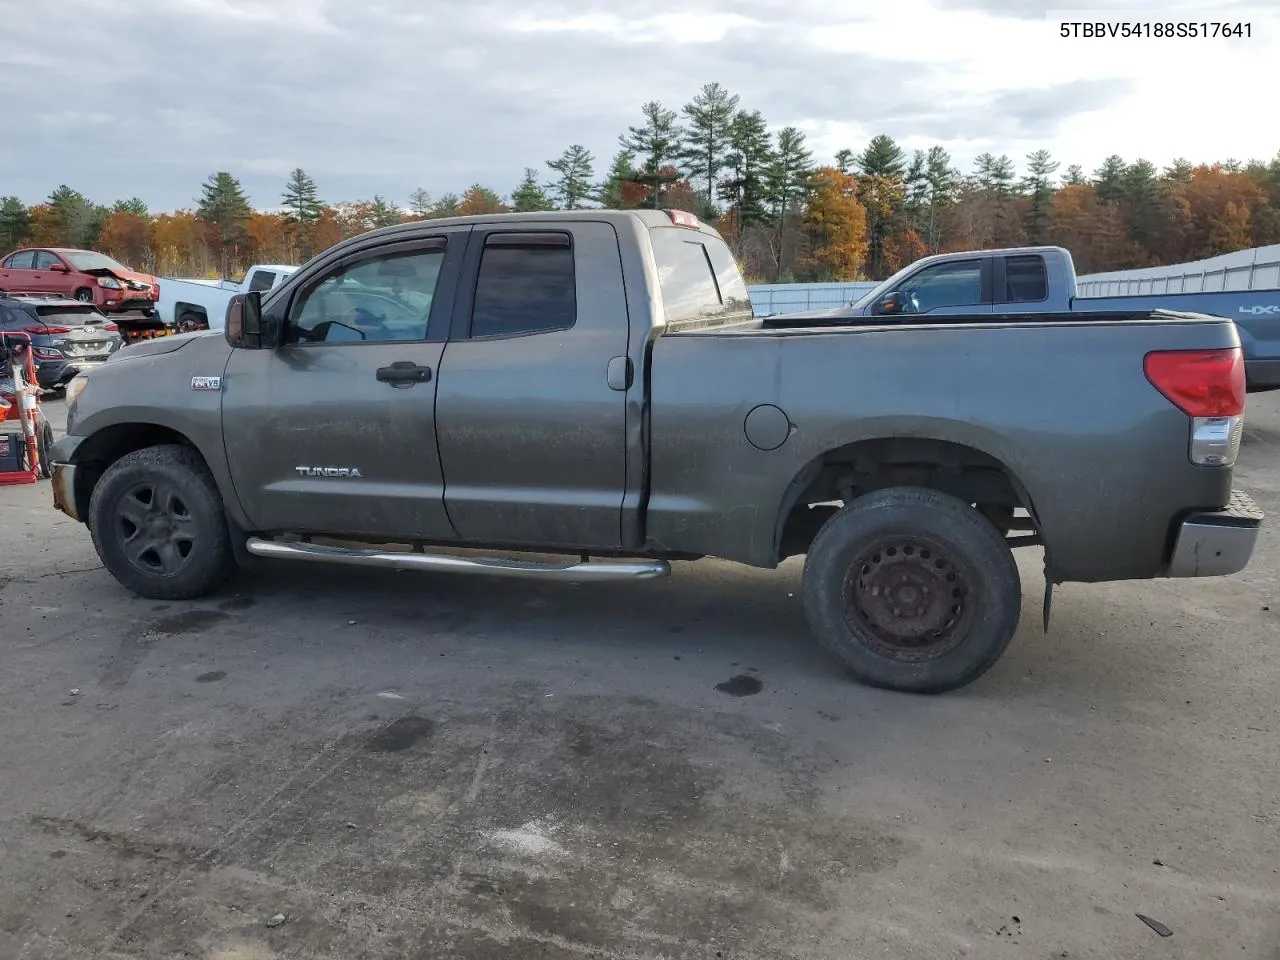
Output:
[32,251,75,298]
[434,221,631,548]
[222,230,468,540]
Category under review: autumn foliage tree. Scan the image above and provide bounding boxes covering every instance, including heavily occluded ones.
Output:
[803,168,868,280]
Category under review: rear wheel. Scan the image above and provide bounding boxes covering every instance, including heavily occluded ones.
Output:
[88,444,237,600]
[802,486,1022,694]
[74,288,94,303]
[177,311,206,333]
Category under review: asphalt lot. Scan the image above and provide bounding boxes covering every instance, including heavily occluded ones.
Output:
[1,395,1278,960]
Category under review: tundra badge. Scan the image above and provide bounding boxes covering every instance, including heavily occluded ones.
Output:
[295,466,364,478]
[191,376,222,391]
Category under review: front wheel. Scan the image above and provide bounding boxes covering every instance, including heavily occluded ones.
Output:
[74,288,94,303]
[802,486,1022,694]
[36,417,54,479]
[88,444,237,600]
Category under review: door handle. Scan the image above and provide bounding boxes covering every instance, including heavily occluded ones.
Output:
[607,356,632,391]
[376,361,432,387]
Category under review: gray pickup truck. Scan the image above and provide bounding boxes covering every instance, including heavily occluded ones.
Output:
[786,244,1280,391]
[48,210,1264,694]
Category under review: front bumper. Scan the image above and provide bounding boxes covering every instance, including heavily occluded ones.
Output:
[36,358,108,388]
[1165,490,1263,578]
[50,460,79,522]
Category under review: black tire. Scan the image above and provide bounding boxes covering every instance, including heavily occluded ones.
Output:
[88,444,237,600]
[177,311,205,333]
[74,288,94,303]
[36,417,54,479]
[802,486,1021,694]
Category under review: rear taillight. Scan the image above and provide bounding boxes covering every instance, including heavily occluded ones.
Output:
[1144,347,1246,466]
[27,324,72,335]
[104,322,118,332]
[32,347,63,360]
[151,281,160,299]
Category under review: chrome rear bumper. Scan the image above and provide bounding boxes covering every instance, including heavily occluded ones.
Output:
[1166,490,1263,578]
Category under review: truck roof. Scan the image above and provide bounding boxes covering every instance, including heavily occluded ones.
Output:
[335,209,722,247]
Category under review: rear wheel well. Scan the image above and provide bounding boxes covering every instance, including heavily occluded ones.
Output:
[72,424,201,521]
[775,438,1038,562]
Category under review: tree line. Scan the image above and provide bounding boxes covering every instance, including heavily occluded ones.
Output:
[3,81,1279,284]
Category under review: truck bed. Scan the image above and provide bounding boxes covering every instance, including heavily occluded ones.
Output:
[645,308,1240,582]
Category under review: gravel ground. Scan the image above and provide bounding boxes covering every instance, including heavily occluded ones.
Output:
[0,394,1277,960]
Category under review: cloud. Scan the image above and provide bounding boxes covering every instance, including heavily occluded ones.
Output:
[0,0,1274,212]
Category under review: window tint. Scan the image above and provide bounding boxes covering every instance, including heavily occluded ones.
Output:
[898,260,983,313]
[32,251,59,270]
[288,246,444,344]
[470,234,575,339]
[650,227,744,329]
[4,251,35,270]
[248,270,276,293]
[1004,255,1047,302]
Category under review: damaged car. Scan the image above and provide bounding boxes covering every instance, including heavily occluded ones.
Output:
[0,247,160,318]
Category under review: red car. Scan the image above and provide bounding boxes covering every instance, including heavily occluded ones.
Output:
[0,247,160,316]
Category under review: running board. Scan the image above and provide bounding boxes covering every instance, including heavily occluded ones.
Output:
[244,537,671,582]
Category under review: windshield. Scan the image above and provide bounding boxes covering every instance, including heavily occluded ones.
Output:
[61,250,130,272]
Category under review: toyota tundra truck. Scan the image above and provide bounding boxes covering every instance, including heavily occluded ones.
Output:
[47,210,1264,694]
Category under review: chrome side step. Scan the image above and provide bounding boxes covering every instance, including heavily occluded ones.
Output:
[244,537,671,582]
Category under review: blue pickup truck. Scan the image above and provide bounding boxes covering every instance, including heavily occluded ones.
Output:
[783,246,1280,392]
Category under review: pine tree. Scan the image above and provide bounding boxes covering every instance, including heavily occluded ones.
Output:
[197,172,252,250]
[408,188,433,218]
[113,198,149,217]
[1061,164,1087,186]
[1093,155,1128,201]
[368,195,402,227]
[281,168,322,225]
[679,81,739,216]
[765,126,815,278]
[1022,149,1059,244]
[834,149,855,175]
[511,168,554,212]
[0,196,31,248]
[1162,158,1193,183]
[546,145,595,210]
[923,146,958,252]
[857,135,906,179]
[596,150,638,208]
[433,193,461,218]
[619,100,684,209]
[48,184,94,247]
[719,110,774,234]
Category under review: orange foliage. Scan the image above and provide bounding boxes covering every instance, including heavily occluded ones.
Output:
[458,186,508,216]
[151,211,209,276]
[883,227,926,275]
[1167,165,1266,259]
[96,212,153,268]
[802,167,869,281]
[245,212,289,263]
[24,205,62,246]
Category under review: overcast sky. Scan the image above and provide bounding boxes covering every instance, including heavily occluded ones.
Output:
[2,0,1276,212]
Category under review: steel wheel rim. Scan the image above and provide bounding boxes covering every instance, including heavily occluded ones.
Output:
[841,534,977,663]
[114,480,198,577]
[76,290,93,302]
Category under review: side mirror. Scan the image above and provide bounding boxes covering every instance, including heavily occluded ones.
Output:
[873,291,903,316]
[49,263,69,273]
[224,292,263,349]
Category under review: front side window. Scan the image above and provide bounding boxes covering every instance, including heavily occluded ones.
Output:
[3,251,35,270]
[33,251,60,270]
[287,246,444,344]
[470,234,575,339]
[897,260,983,313]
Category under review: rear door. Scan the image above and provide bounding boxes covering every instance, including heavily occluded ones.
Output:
[0,251,38,293]
[992,253,1050,313]
[434,221,631,548]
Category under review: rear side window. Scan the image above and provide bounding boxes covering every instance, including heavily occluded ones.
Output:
[1004,255,1047,302]
[248,270,276,292]
[650,227,752,329]
[470,233,576,339]
[4,251,35,269]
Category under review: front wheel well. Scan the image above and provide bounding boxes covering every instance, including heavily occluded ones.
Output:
[71,424,201,521]
[775,437,1040,562]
